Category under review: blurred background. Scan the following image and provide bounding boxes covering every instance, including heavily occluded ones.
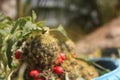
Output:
[1,0,120,57]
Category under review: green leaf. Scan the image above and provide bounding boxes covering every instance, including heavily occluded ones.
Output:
[37,21,45,27]
[0,14,12,23]
[23,21,36,31]
[23,16,32,21]
[0,27,11,36]
[57,25,69,39]
[11,16,31,34]
[32,10,37,22]
[6,36,15,68]
[0,29,7,36]
[50,25,69,41]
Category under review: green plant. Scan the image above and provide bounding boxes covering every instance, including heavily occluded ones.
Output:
[0,11,43,80]
[0,11,105,80]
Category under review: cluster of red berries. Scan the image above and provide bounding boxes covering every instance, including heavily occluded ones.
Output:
[29,66,64,80]
[56,52,66,64]
[53,52,66,74]
[14,51,66,80]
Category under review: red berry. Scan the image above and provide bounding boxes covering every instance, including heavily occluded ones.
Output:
[53,66,64,74]
[29,70,40,79]
[59,53,65,60]
[15,51,21,59]
[56,58,63,64]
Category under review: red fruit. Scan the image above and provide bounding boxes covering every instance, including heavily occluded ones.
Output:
[15,51,21,59]
[53,66,64,74]
[59,53,65,60]
[29,70,40,79]
[56,58,63,64]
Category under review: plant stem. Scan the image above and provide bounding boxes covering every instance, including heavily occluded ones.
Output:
[17,0,23,18]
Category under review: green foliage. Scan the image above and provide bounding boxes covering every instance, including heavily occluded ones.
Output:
[0,11,43,79]
[0,11,103,80]
[50,25,70,42]
[56,25,69,39]
[0,12,74,80]
[32,10,37,22]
